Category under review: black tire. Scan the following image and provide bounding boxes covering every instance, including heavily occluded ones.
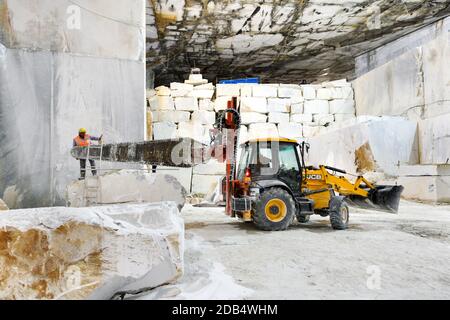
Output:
[253,188,295,231]
[329,197,350,230]
[296,215,310,223]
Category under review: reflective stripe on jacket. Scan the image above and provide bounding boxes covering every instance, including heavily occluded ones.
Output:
[73,134,91,147]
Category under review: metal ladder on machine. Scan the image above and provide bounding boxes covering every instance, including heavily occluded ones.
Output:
[83,143,103,206]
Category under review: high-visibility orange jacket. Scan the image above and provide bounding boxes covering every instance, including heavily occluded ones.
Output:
[73,134,100,147]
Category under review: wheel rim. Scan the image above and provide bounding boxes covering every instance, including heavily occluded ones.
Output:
[340,206,349,223]
[265,199,287,222]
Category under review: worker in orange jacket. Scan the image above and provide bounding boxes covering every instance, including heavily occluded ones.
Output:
[73,128,102,179]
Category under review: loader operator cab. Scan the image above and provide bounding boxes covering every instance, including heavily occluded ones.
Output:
[236,138,303,197]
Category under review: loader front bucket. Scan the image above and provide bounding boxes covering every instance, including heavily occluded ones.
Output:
[345,185,404,213]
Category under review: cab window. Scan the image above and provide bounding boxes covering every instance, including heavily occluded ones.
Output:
[258,145,273,168]
[279,143,300,172]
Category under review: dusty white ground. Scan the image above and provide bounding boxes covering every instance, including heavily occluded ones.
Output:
[136,201,450,300]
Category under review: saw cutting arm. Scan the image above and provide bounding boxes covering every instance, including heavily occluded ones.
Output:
[71,106,242,169]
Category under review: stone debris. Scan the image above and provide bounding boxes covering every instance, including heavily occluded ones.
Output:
[0,202,184,300]
[66,171,187,210]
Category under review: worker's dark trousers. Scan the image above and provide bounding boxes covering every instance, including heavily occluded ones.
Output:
[80,159,97,178]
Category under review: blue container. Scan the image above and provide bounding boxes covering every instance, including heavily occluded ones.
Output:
[219,77,260,84]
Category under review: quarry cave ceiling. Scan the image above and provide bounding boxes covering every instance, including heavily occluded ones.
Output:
[146,0,450,85]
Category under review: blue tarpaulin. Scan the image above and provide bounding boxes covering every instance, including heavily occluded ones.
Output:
[219,77,260,84]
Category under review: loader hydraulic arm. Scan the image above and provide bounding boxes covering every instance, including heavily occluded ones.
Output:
[303,165,404,213]
[318,166,374,197]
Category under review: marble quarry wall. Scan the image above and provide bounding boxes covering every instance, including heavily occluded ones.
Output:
[338,17,450,202]
[148,73,356,195]
[0,1,146,208]
[354,17,450,121]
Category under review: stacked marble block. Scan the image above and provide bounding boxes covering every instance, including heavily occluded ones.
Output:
[216,79,356,144]
[147,73,220,195]
[148,73,216,144]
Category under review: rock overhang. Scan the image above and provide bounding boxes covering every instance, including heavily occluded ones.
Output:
[146,0,450,85]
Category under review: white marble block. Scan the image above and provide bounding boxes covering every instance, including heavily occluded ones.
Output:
[240,97,268,113]
[252,84,278,98]
[290,114,313,123]
[303,126,321,138]
[170,83,193,96]
[153,111,191,123]
[216,84,240,96]
[214,96,238,111]
[301,85,317,100]
[178,121,204,141]
[313,114,335,126]
[191,175,223,195]
[278,85,302,98]
[330,99,355,114]
[148,96,175,111]
[341,86,354,100]
[334,114,356,122]
[291,103,304,114]
[267,98,291,113]
[192,89,214,99]
[240,84,253,97]
[155,86,171,96]
[269,112,290,124]
[191,111,216,125]
[304,100,330,114]
[153,122,178,140]
[241,112,267,124]
[0,203,184,300]
[248,123,279,140]
[316,88,333,100]
[175,97,199,111]
[170,82,194,91]
[278,123,303,140]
